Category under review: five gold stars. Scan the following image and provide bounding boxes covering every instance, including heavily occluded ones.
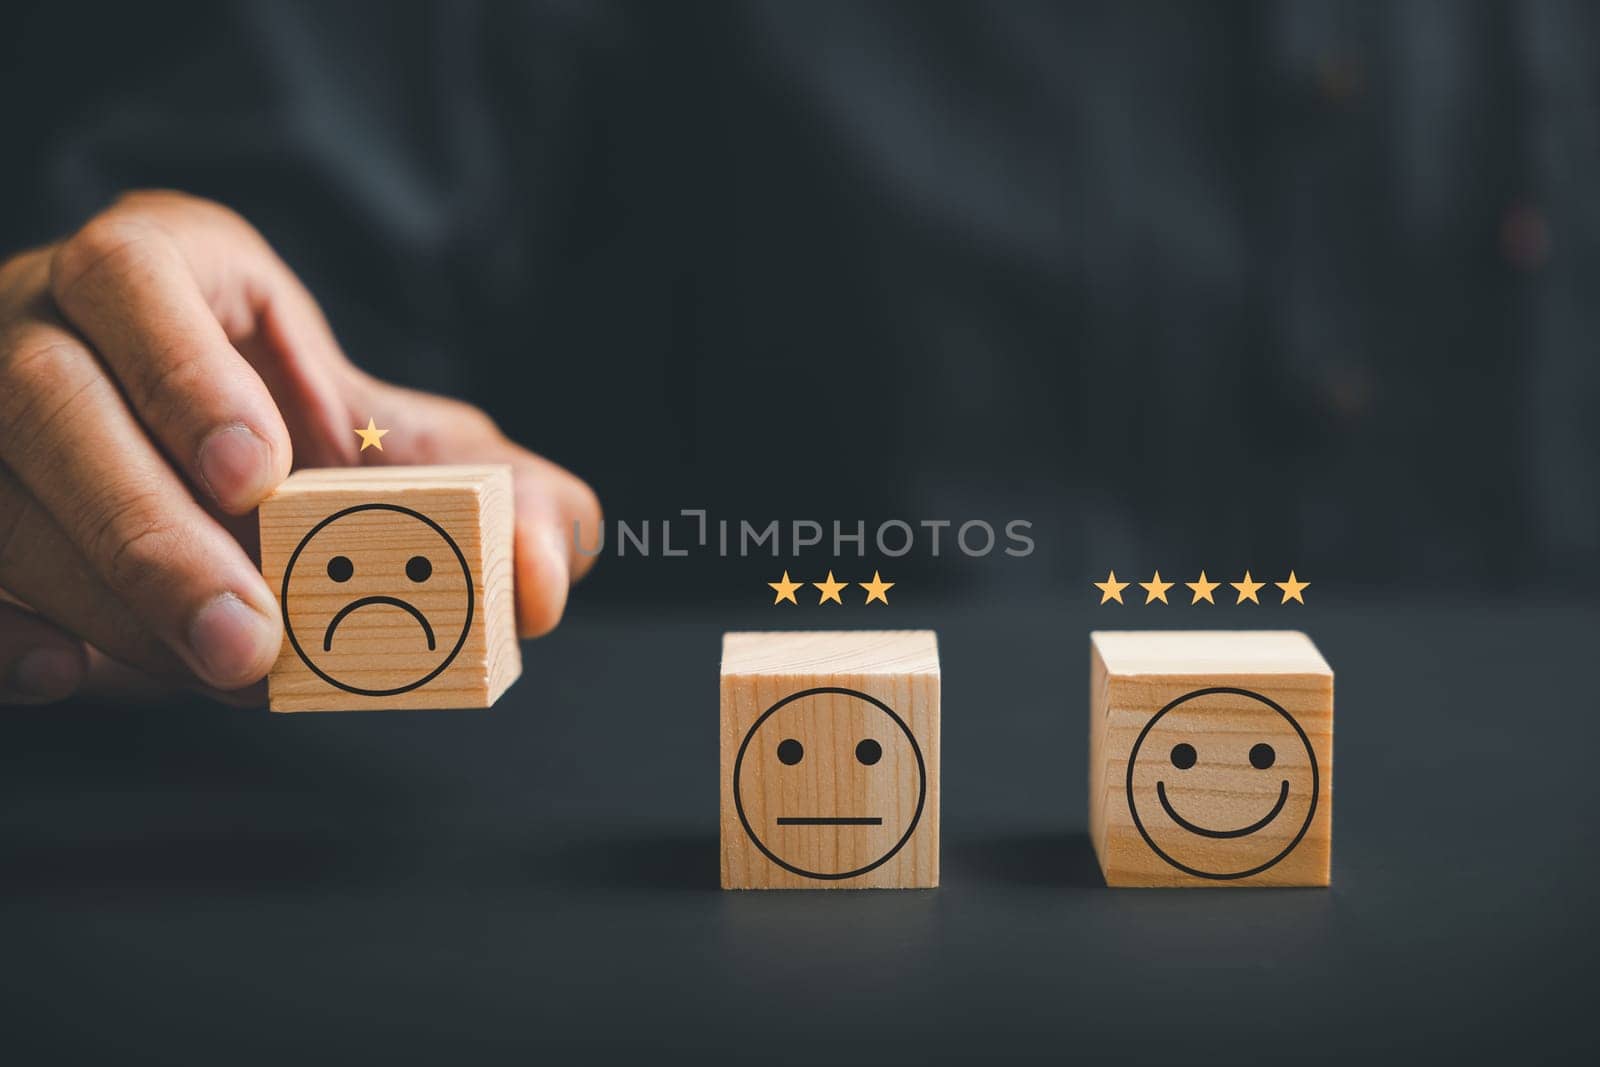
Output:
[860,571,895,605]
[1186,570,1220,605]
[768,571,802,605]
[1276,570,1309,604]
[813,571,847,605]
[1092,568,1307,605]
[354,417,390,451]
[1093,570,1130,605]
[1231,571,1265,605]
[1139,571,1174,605]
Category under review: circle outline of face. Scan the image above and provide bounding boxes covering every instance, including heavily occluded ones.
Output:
[732,686,926,882]
[1126,685,1319,881]
[281,503,475,696]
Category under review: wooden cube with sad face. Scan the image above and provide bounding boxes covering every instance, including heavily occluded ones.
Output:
[258,466,521,712]
[720,631,940,889]
[1089,631,1333,887]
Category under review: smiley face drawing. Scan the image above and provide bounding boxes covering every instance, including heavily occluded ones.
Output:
[1126,687,1319,880]
[279,503,474,696]
[733,687,927,881]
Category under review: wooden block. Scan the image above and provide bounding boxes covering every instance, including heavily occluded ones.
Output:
[1089,631,1333,887]
[259,466,521,712]
[720,631,940,889]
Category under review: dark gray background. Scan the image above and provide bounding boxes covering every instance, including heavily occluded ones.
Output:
[4,0,1600,597]
[2,598,1593,1062]
[2,1,1598,1060]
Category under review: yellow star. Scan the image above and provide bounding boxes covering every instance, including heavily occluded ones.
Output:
[768,571,802,605]
[814,571,847,605]
[1276,570,1310,605]
[860,571,895,605]
[1093,570,1129,605]
[1232,571,1264,605]
[354,417,390,451]
[1139,570,1174,605]
[1186,570,1220,605]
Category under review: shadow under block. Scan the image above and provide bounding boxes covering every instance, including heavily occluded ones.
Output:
[1089,631,1333,887]
[720,631,940,889]
[259,466,521,712]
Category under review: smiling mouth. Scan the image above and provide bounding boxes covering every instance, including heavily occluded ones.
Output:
[1157,780,1289,838]
[323,596,437,652]
[776,817,883,826]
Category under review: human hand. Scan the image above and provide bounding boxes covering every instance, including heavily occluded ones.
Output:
[0,191,599,705]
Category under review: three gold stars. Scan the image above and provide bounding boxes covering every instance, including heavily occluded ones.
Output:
[1093,569,1309,605]
[768,571,897,605]
[354,417,390,451]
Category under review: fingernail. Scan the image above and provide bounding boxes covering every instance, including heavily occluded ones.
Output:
[198,424,274,510]
[12,647,84,702]
[188,593,278,688]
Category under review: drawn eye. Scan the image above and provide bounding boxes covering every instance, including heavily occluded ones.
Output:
[1170,743,1197,770]
[327,556,353,582]
[406,556,432,582]
[855,739,882,766]
[1250,743,1276,770]
[777,739,803,765]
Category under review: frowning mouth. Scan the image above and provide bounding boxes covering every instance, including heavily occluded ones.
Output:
[776,817,883,826]
[1157,780,1289,839]
[323,596,437,651]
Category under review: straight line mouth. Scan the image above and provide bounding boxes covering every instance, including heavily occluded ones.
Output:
[776,817,883,826]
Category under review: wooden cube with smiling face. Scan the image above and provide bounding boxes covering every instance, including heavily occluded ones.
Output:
[1089,631,1333,887]
[720,630,940,890]
[258,466,521,712]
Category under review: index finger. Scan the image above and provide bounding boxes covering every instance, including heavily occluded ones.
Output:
[49,211,293,514]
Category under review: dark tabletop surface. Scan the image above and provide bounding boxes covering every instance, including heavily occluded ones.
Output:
[2,596,1595,1063]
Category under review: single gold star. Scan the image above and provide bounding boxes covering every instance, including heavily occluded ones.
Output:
[354,417,390,451]
[1093,570,1129,605]
[1186,570,1220,605]
[860,571,894,605]
[1232,571,1264,605]
[1139,570,1174,605]
[814,571,847,605]
[768,571,802,605]
[1276,570,1310,605]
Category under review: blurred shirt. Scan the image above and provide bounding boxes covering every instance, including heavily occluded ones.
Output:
[2,0,1595,596]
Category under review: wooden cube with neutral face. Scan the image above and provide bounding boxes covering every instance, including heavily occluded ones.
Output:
[1089,631,1333,887]
[721,631,940,889]
[258,466,521,712]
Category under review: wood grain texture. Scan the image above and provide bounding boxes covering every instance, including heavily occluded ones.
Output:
[721,631,939,889]
[1089,631,1333,887]
[259,465,521,712]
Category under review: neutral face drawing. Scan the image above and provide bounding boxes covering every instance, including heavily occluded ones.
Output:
[279,503,474,696]
[1126,687,1319,880]
[733,687,926,881]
